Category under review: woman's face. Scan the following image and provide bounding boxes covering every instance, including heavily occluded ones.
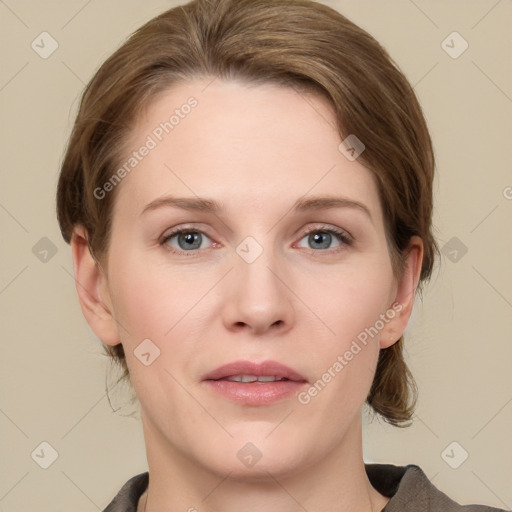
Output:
[81,78,420,479]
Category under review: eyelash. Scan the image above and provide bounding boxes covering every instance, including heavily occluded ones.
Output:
[160,224,353,257]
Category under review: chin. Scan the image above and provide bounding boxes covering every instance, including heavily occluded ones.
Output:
[196,427,314,482]
[213,453,307,483]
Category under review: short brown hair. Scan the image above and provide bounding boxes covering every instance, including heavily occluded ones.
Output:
[56,0,438,427]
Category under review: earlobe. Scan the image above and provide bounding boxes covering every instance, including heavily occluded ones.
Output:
[380,236,424,349]
[71,226,120,346]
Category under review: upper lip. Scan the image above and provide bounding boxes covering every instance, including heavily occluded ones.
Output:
[202,360,307,382]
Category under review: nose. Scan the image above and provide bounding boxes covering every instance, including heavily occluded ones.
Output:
[221,245,295,336]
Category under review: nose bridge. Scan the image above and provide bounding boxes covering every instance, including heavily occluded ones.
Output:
[236,234,283,302]
[222,234,294,333]
[239,239,279,294]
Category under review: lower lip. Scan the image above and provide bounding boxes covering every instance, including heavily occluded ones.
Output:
[204,379,306,405]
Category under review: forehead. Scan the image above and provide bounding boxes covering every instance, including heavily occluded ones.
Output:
[111,78,382,224]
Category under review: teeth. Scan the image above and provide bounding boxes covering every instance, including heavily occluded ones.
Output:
[257,375,281,382]
[225,375,284,383]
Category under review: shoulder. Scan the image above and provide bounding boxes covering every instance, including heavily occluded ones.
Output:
[102,472,148,512]
[365,463,507,512]
[102,466,507,512]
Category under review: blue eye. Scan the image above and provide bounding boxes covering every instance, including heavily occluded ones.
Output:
[297,227,351,251]
[161,225,352,256]
[162,229,212,252]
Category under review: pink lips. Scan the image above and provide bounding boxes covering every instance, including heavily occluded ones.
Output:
[202,360,308,406]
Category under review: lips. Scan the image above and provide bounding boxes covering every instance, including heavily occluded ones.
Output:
[201,360,308,383]
[202,360,308,405]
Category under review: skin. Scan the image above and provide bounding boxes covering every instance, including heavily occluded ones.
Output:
[72,78,423,512]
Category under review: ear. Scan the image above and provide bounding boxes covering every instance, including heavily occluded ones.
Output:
[70,225,120,346]
[380,236,424,349]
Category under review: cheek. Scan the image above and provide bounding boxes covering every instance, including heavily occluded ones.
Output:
[107,239,396,358]
[298,260,394,403]
[107,250,202,342]
[307,257,395,341]
[106,260,205,412]
[105,252,220,389]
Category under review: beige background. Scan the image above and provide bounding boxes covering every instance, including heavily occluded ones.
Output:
[1,0,511,510]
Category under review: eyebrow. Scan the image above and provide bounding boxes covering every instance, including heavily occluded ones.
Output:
[141,194,372,221]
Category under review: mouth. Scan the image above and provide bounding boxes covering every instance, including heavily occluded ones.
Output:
[202,360,308,405]
[220,375,293,383]
[202,360,308,383]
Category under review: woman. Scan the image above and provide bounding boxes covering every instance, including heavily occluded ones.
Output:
[56,0,507,510]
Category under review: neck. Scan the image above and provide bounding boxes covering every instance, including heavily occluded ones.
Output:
[137,412,389,512]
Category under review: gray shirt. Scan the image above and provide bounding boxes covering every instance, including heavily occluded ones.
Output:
[102,463,508,511]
